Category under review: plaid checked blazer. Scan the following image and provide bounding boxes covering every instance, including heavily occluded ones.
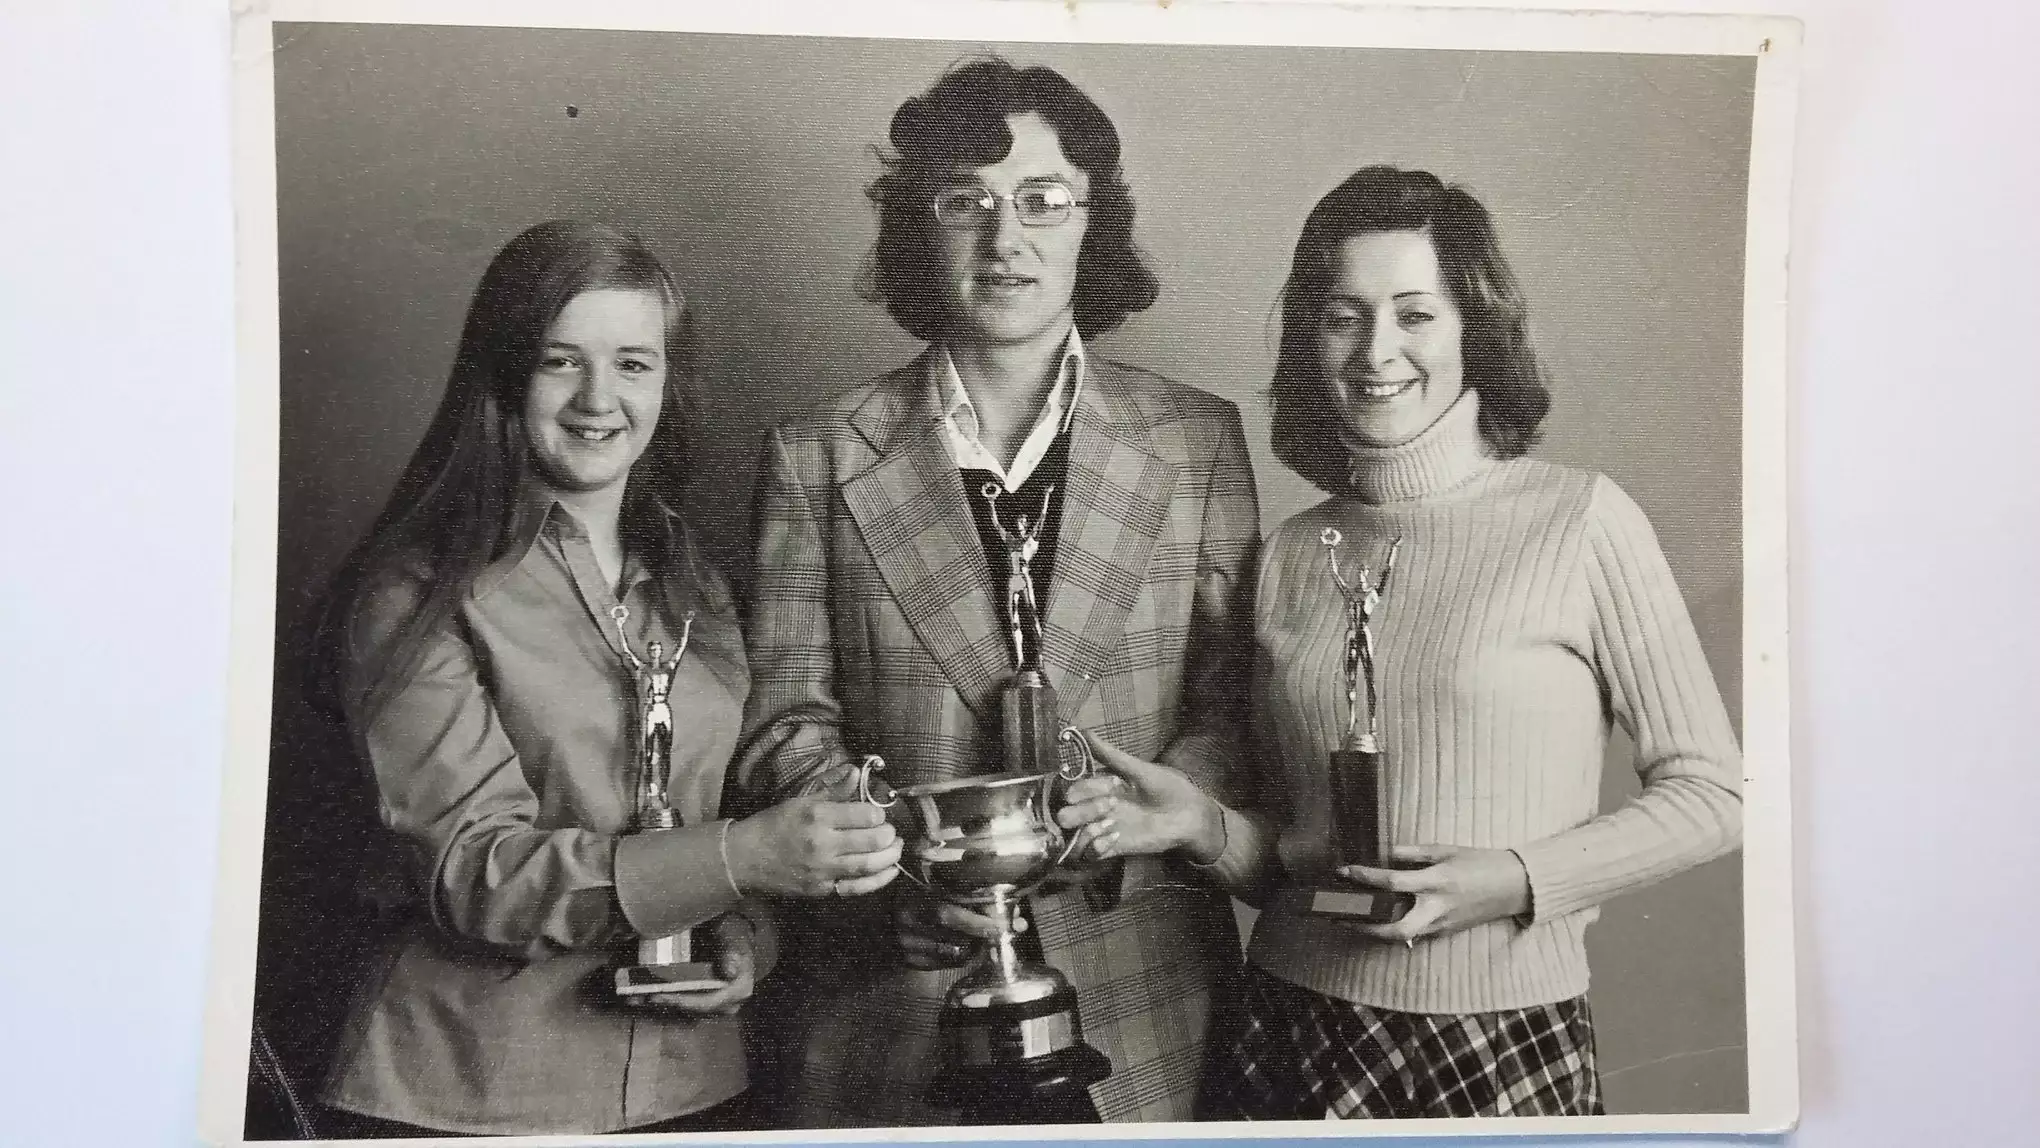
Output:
[733,352,1262,1126]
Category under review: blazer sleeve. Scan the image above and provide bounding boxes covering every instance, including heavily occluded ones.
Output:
[1155,406,1265,879]
[731,424,860,806]
[1511,476,1745,923]
[345,579,742,964]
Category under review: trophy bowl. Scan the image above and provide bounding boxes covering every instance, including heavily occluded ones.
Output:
[884,770,1067,899]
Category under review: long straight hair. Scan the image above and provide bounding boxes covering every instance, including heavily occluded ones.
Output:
[307,220,702,727]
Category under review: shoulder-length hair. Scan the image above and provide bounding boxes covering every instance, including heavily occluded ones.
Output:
[862,55,1160,342]
[308,219,702,725]
[1270,165,1552,494]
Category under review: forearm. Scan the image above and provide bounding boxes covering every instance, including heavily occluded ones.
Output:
[1512,768,1742,924]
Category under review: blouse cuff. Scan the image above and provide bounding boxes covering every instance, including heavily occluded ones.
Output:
[613,822,745,941]
[1186,803,1271,897]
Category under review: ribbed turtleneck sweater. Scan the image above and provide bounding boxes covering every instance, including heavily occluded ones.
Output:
[1201,390,1743,1014]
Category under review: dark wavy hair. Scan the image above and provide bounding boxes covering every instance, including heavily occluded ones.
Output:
[862,55,1159,342]
[307,220,703,726]
[1271,166,1552,494]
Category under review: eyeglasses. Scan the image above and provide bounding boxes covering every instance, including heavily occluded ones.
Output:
[931,180,1089,229]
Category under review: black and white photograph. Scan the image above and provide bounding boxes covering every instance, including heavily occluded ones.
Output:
[201,0,1799,1141]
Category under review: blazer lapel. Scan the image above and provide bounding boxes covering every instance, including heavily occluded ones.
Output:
[1040,361,1178,718]
[841,361,1012,719]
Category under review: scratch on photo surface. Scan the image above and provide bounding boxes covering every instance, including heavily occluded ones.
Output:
[1597,1042,1746,1083]
[1452,60,1480,105]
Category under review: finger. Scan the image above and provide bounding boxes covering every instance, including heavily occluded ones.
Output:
[828,866,900,897]
[1390,843,1462,866]
[1082,732,1144,773]
[1337,864,1438,893]
[1346,895,1444,944]
[1091,830,1121,860]
[1060,777,1120,805]
[716,948,755,983]
[826,823,899,855]
[826,840,905,879]
[812,763,861,801]
[934,902,1014,940]
[900,934,974,968]
[630,982,742,1014]
[810,799,887,830]
[713,973,757,1016]
[1056,796,1119,830]
[1074,818,1117,854]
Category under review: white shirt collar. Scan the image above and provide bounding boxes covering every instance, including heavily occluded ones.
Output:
[927,327,1086,491]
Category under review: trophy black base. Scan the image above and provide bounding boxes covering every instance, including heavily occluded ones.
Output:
[928,1045,1112,1125]
[927,983,1111,1125]
[614,962,725,996]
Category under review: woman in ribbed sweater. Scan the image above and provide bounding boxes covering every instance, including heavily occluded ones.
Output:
[1058,166,1743,1119]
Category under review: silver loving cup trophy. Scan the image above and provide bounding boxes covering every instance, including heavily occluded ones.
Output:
[1301,528,1416,924]
[854,743,1114,1106]
[611,612,726,996]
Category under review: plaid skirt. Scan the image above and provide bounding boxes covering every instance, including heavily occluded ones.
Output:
[1208,966,1603,1120]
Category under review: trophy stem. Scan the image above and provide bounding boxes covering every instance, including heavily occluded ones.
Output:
[985,887,1025,985]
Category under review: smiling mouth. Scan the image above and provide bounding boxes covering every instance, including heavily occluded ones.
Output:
[1349,378,1418,400]
[565,426,625,443]
[976,273,1036,289]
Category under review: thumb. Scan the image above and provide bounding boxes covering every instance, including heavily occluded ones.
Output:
[1083,732,1166,782]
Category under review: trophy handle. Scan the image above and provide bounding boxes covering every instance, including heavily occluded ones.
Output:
[1039,727,1096,870]
[850,754,933,890]
[852,754,895,809]
[1055,724,1094,783]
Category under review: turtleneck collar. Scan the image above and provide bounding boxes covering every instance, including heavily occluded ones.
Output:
[1341,387,1493,504]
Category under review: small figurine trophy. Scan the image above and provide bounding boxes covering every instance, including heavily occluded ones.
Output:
[611,612,725,996]
[1303,527,1413,924]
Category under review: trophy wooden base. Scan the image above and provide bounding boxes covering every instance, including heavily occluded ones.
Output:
[1272,859,1427,925]
[614,962,726,995]
[1278,880,1415,924]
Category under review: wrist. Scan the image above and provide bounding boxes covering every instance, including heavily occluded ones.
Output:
[717,818,743,897]
[723,816,756,894]
[1181,794,1227,866]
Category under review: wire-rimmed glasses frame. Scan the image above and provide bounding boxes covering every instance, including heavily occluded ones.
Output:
[930,179,1090,229]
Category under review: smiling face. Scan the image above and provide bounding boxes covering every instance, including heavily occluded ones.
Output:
[522,288,668,496]
[1318,230,1467,449]
[933,111,1090,351]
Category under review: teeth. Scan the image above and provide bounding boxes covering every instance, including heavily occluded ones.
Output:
[568,427,620,442]
[1356,381,1414,399]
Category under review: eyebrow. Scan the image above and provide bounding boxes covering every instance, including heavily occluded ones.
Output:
[938,171,1076,186]
[1325,290,1444,304]
[543,340,663,355]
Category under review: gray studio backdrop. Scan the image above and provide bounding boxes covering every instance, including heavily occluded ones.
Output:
[270,23,1751,1115]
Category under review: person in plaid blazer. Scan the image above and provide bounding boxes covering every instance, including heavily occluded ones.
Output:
[731,57,1261,1126]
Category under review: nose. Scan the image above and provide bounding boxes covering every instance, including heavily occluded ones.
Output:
[570,362,622,411]
[1362,313,1403,373]
[983,194,1026,257]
